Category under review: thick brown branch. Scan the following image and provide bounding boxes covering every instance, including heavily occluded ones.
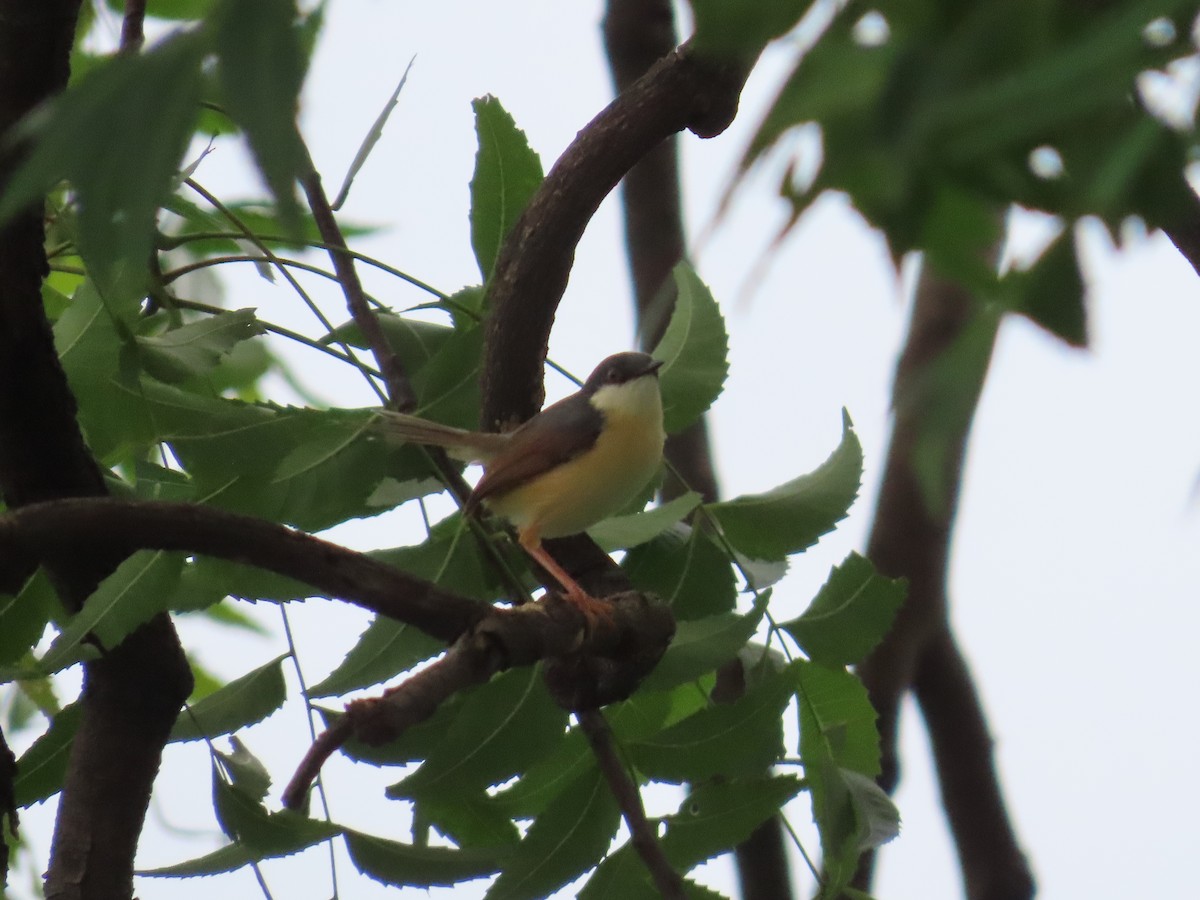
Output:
[479,42,749,431]
[0,498,488,642]
[913,630,1034,900]
[284,591,675,808]
[299,164,417,411]
[854,264,1032,898]
[0,5,195,899]
[579,709,685,900]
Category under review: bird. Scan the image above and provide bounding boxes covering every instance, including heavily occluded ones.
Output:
[375,351,666,620]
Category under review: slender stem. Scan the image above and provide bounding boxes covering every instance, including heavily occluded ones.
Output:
[578,709,685,900]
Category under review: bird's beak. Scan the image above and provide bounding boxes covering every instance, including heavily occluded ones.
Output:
[645,358,665,376]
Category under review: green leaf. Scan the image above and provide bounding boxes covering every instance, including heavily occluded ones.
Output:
[104,0,216,20]
[54,282,157,461]
[419,792,521,850]
[621,524,736,620]
[211,0,307,229]
[485,764,620,900]
[782,553,906,667]
[390,667,567,800]
[795,659,881,777]
[709,411,862,559]
[488,728,591,820]
[471,95,544,280]
[588,491,702,552]
[630,663,794,783]
[639,595,767,692]
[212,770,338,856]
[661,774,805,870]
[408,323,486,428]
[0,34,205,296]
[41,551,184,673]
[14,702,82,807]
[1002,229,1087,346]
[796,659,898,896]
[689,0,809,61]
[139,842,256,877]
[327,313,456,372]
[0,569,57,667]
[136,308,265,383]
[309,616,443,698]
[842,769,901,851]
[216,737,272,802]
[344,829,502,887]
[652,263,730,433]
[170,655,288,742]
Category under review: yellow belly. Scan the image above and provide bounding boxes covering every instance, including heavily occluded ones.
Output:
[486,408,664,540]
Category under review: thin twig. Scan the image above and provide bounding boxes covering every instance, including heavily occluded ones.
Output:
[299,156,417,411]
[578,709,686,900]
[119,0,146,54]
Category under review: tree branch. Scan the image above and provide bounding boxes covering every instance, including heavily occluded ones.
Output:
[853,263,1033,899]
[579,709,686,900]
[283,590,674,808]
[479,41,749,431]
[0,498,488,642]
[299,160,417,411]
[0,5,194,897]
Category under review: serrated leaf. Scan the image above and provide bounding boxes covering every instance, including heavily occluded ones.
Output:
[170,655,287,742]
[630,664,794,783]
[709,411,861,560]
[588,491,702,552]
[581,845,732,900]
[41,551,184,673]
[419,792,521,850]
[390,667,567,800]
[639,595,767,692]
[662,775,805,870]
[485,765,620,900]
[211,0,306,229]
[622,524,736,620]
[782,553,906,667]
[216,737,272,802]
[0,35,204,296]
[344,829,502,887]
[795,659,880,777]
[652,263,730,433]
[138,841,256,877]
[212,770,338,855]
[137,308,265,383]
[471,95,544,280]
[309,616,443,698]
[14,702,82,806]
[326,313,456,372]
[0,569,57,667]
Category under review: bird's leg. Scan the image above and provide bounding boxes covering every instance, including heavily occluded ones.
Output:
[519,532,613,624]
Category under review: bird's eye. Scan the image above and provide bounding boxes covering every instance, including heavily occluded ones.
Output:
[607,368,621,383]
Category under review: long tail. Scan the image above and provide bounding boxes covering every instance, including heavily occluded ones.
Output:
[372,410,506,462]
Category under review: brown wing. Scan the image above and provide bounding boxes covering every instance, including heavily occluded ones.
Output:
[466,393,602,514]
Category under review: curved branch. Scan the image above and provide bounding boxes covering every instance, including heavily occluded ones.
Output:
[283,589,675,808]
[1,498,487,642]
[479,42,750,430]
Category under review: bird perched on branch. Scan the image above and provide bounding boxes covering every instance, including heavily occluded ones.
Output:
[376,351,666,620]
